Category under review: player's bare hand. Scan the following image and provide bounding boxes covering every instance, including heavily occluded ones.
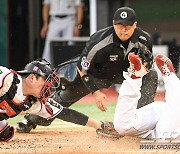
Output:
[40,25,48,38]
[93,90,109,112]
[74,26,81,36]
[0,108,6,113]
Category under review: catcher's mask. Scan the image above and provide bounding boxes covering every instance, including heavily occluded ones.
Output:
[18,59,60,99]
[40,69,60,99]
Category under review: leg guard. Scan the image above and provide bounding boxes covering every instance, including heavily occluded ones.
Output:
[0,124,14,142]
[16,114,55,133]
[137,69,158,108]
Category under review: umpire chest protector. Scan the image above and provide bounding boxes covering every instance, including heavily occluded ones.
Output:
[0,73,35,120]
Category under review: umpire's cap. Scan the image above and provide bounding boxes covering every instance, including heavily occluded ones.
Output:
[114,7,136,26]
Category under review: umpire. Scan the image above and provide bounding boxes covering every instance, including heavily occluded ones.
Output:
[16,7,158,133]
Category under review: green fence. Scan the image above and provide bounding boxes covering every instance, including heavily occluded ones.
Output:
[0,0,8,66]
[130,0,180,24]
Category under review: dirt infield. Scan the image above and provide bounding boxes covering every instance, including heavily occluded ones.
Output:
[0,128,178,154]
[0,129,142,154]
[0,89,168,154]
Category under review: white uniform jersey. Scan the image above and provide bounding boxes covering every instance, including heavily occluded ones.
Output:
[0,66,63,120]
[43,0,82,16]
[0,66,14,97]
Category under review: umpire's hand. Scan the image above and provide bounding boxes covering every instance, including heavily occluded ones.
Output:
[92,90,109,112]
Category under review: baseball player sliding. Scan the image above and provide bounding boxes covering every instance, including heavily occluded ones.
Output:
[114,53,180,140]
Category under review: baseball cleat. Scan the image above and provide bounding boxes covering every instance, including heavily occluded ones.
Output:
[128,53,149,79]
[155,54,175,76]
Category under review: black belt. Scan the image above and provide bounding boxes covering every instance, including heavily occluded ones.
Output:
[52,15,74,18]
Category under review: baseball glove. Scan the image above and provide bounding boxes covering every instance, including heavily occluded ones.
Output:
[96,121,122,139]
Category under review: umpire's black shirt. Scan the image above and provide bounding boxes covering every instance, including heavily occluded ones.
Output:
[77,26,152,83]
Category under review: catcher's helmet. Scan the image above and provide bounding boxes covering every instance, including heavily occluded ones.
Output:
[17,59,52,79]
[18,59,60,99]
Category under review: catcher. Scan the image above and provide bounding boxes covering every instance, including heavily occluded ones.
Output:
[0,59,117,141]
[16,7,158,134]
[114,53,180,140]
[0,59,61,141]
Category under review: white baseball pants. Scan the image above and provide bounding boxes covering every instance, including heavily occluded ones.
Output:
[42,16,75,64]
[114,72,180,139]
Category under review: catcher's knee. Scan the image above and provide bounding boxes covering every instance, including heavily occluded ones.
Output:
[0,124,14,142]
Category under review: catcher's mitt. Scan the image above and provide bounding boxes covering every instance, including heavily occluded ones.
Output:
[96,121,122,139]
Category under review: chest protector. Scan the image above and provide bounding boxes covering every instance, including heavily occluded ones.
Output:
[0,73,36,120]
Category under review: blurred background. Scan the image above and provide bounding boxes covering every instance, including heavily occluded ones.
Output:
[0,0,179,76]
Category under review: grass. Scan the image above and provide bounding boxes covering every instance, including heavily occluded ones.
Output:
[70,104,116,121]
[7,104,116,130]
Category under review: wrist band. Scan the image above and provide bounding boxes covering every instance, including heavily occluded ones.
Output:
[81,75,99,93]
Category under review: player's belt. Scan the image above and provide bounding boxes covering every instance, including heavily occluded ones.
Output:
[51,14,74,18]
